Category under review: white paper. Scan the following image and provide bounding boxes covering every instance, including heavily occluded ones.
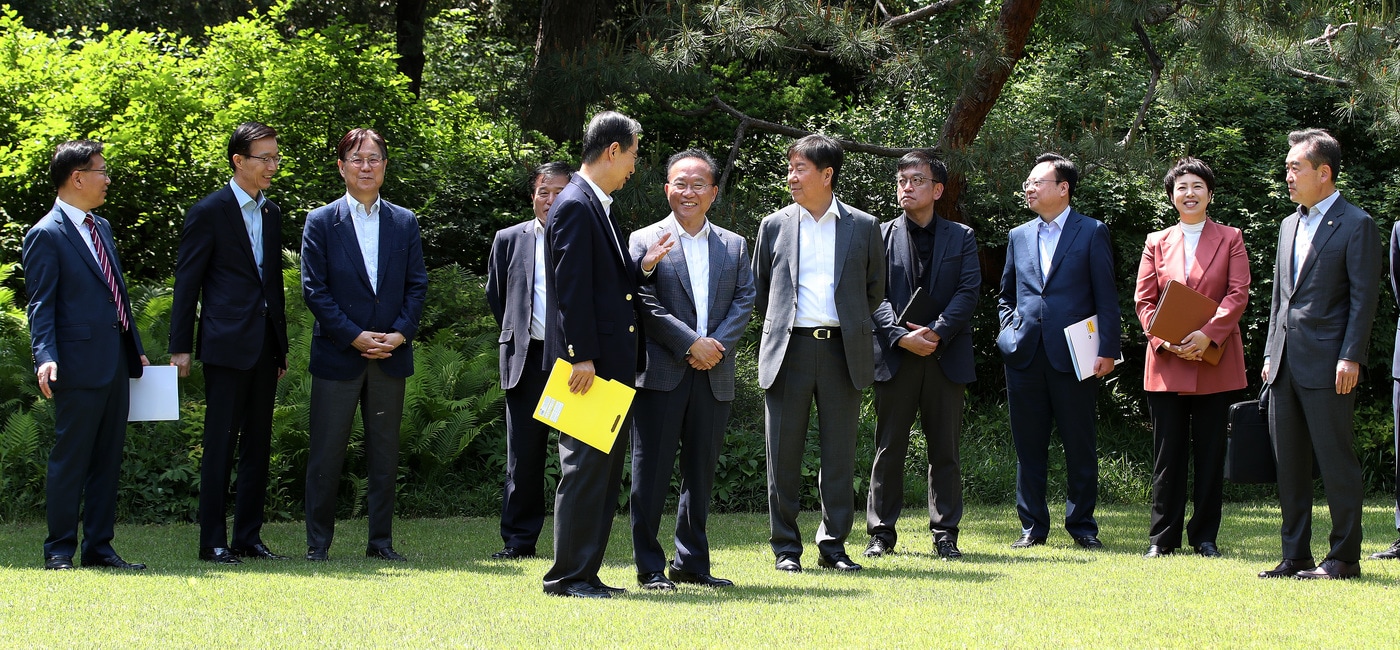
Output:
[128,365,180,421]
[1063,315,1123,381]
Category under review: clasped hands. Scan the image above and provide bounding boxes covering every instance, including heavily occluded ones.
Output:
[897,322,941,357]
[353,330,404,359]
[1163,329,1210,362]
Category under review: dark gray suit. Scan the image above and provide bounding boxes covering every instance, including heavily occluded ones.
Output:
[867,215,979,548]
[1265,193,1381,563]
[627,217,755,576]
[753,200,884,559]
[1391,221,1400,533]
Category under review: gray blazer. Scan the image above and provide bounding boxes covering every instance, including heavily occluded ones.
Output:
[629,217,756,401]
[752,200,885,390]
[1265,194,1382,389]
[485,219,540,390]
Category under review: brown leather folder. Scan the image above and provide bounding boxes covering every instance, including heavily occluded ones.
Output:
[1146,279,1224,365]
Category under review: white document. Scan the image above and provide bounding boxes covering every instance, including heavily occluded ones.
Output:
[1063,315,1122,381]
[128,365,179,421]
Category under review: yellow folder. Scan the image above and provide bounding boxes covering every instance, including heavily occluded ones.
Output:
[533,358,636,453]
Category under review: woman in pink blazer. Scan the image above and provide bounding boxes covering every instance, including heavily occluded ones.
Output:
[1134,157,1250,559]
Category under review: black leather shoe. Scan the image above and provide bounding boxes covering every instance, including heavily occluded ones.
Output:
[199,547,243,565]
[82,554,147,570]
[1073,535,1105,550]
[44,554,74,570]
[1370,537,1400,560]
[668,563,734,587]
[306,546,329,562]
[935,539,962,560]
[863,537,891,558]
[816,553,862,571]
[1295,558,1360,580]
[774,553,802,573]
[638,571,676,590]
[1010,535,1046,549]
[491,546,536,560]
[366,546,407,561]
[1258,558,1316,579]
[547,583,611,599]
[232,543,288,560]
[1143,545,1175,558]
[1194,542,1221,558]
[592,582,625,594]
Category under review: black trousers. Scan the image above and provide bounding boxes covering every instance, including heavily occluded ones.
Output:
[1146,391,1232,549]
[868,353,966,547]
[45,353,128,560]
[1005,346,1099,538]
[630,367,730,575]
[304,360,406,551]
[500,339,552,551]
[542,406,632,592]
[198,322,278,549]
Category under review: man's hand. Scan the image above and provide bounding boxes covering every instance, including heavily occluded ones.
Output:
[170,352,192,377]
[139,355,150,366]
[36,361,57,399]
[1261,360,1270,384]
[568,359,596,394]
[897,325,939,357]
[1336,359,1360,395]
[353,331,394,359]
[640,232,675,273]
[687,337,724,370]
[1093,356,1115,378]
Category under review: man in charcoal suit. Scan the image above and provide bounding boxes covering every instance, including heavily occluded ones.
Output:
[628,149,755,589]
[864,149,980,562]
[1259,128,1381,580]
[25,139,149,570]
[1377,212,1400,561]
[486,160,572,560]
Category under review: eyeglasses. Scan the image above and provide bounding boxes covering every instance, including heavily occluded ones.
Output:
[1021,178,1061,191]
[246,154,284,166]
[668,181,712,193]
[346,156,386,168]
[895,176,930,188]
[77,167,110,178]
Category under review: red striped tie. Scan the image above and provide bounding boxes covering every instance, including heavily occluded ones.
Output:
[83,214,130,332]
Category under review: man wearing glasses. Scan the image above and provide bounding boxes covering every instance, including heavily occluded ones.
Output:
[300,128,427,562]
[170,122,290,565]
[627,149,755,589]
[863,150,980,562]
[997,152,1119,551]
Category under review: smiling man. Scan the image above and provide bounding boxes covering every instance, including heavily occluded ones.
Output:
[170,122,290,565]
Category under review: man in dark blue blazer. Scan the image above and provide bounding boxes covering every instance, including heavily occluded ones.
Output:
[865,150,980,561]
[170,122,290,564]
[485,161,572,560]
[540,111,672,598]
[301,128,427,562]
[997,153,1120,550]
[24,139,148,570]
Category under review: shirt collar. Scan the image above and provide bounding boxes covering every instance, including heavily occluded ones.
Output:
[667,213,711,240]
[54,197,88,224]
[798,196,841,223]
[579,173,613,214]
[1041,205,1071,230]
[533,217,545,234]
[229,179,264,211]
[902,212,938,233]
[345,192,382,219]
[1306,190,1341,219]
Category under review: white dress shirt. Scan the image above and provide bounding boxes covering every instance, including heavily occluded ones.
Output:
[579,173,626,265]
[1037,205,1070,283]
[670,214,712,337]
[229,179,265,276]
[346,192,381,293]
[53,198,101,263]
[1179,219,1205,276]
[1293,190,1340,281]
[795,197,842,327]
[530,218,547,340]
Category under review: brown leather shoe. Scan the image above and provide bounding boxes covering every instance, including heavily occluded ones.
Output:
[1258,558,1316,579]
[1294,558,1360,580]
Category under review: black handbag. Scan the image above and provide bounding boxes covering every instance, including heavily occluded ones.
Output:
[1226,387,1276,484]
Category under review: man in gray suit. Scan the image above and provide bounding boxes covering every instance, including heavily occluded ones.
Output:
[1376,219,1400,561]
[485,161,572,560]
[864,150,980,562]
[753,134,884,573]
[1259,128,1381,580]
[628,149,755,589]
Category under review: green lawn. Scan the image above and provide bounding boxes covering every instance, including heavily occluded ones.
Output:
[0,501,1397,647]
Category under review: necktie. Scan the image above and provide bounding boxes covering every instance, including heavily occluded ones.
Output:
[84,214,130,332]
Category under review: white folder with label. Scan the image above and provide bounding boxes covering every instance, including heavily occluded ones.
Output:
[128,365,180,421]
[1063,315,1123,381]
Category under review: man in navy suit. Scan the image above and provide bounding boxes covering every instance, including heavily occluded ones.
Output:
[997,153,1120,550]
[301,128,427,562]
[170,122,290,564]
[486,161,572,560]
[864,150,980,561]
[627,149,756,589]
[24,139,149,570]
[540,111,672,598]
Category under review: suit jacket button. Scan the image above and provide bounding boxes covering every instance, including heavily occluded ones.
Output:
[629,326,635,333]
[625,293,633,301]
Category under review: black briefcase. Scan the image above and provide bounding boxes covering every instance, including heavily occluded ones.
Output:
[1226,388,1276,484]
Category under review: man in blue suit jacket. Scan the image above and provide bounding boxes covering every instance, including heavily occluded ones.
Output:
[301,128,427,562]
[24,140,148,570]
[997,153,1120,550]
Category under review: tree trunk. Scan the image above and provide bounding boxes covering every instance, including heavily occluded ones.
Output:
[396,0,429,97]
[525,0,607,143]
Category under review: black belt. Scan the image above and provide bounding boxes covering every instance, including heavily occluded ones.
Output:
[792,326,841,339]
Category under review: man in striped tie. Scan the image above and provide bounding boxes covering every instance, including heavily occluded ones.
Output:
[23,139,149,571]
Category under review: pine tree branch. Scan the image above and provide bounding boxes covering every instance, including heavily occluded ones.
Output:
[1143,0,1187,26]
[885,0,969,29]
[650,94,919,158]
[1285,65,1352,87]
[1122,19,1163,148]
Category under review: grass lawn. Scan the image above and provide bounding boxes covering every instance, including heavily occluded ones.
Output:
[1,501,1398,647]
